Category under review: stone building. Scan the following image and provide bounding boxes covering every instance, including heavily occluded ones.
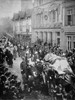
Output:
[13,9,32,46]
[32,0,75,51]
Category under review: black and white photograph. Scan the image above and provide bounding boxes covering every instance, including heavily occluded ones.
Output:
[0,0,75,100]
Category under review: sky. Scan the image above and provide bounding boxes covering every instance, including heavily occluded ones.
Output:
[0,0,72,19]
[0,0,21,19]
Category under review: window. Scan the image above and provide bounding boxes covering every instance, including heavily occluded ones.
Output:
[36,31,38,39]
[41,32,43,41]
[38,14,42,27]
[46,32,47,42]
[40,13,43,26]
[56,9,59,22]
[67,9,73,25]
[57,32,60,36]
[36,14,41,27]
[73,36,75,40]
[20,24,22,32]
[53,10,55,22]
[67,15,72,25]
[67,36,71,50]
[57,38,60,45]
[49,11,51,22]
[73,42,75,48]
[67,9,72,15]
[67,36,71,41]
[26,29,29,34]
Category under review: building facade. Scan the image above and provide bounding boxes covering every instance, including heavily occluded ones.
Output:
[32,0,75,51]
[63,0,75,51]
[13,9,32,46]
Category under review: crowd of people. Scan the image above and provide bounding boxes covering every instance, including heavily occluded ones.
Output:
[0,40,23,100]
[19,40,75,100]
[0,38,75,100]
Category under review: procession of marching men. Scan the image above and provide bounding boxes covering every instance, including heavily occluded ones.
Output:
[0,38,75,100]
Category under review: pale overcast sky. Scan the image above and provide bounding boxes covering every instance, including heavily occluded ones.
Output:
[0,0,21,19]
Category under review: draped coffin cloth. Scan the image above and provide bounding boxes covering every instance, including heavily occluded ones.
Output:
[44,53,73,75]
[44,53,61,61]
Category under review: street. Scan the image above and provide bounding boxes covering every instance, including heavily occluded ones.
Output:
[0,0,75,100]
[8,57,52,100]
[9,57,24,90]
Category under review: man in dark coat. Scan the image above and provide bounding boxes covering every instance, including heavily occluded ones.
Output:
[0,48,5,64]
[20,57,27,75]
[5,49,13,67]
[20,56,30,90]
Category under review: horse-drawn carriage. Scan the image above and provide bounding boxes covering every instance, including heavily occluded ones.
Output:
[20,53,75,99]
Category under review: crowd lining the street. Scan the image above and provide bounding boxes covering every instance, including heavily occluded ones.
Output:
[0,38,75,100]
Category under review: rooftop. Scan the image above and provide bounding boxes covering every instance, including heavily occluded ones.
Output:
[12,9,32,21]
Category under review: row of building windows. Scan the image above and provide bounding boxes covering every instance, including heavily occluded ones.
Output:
[15,25,31,33]
[37,32,75,50]
[36,31,61,46]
